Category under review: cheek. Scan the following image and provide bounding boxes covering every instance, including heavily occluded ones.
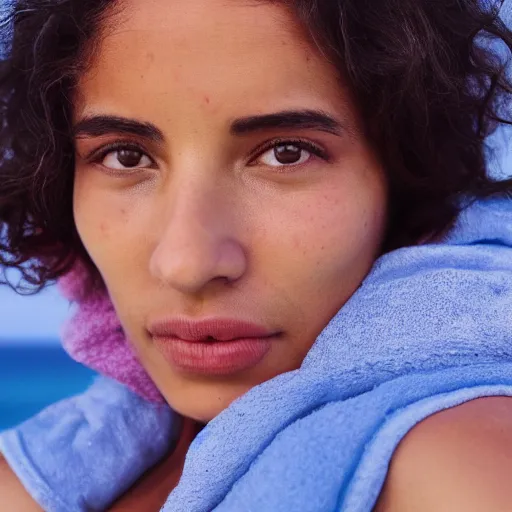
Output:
[73,175,133,276]
[267,177,387,331]
[272,183,386,280]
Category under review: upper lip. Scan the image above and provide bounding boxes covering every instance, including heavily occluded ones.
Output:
[148,317,278,341]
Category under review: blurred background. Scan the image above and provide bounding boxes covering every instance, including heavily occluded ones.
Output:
[0,1,511,432]
[0,284,97,431]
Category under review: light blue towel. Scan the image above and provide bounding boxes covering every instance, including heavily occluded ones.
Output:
[2,197,512,512]
[0,376,180,511]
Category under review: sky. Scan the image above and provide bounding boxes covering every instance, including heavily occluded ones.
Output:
[0,284,71,343]
[0,5,511,345]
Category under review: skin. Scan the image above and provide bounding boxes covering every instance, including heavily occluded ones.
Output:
[0,456,43,511]
[72,0,388,423]
[375,397,512,512]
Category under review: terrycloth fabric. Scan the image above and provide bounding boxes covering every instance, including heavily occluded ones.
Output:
[58,263,163,403]
[0,376,179,512]
[159,197,512,511]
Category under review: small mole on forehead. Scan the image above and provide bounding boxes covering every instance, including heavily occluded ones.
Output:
[204,95,210,104]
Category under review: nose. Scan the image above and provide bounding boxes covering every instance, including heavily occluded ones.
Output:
[149,182,247,295]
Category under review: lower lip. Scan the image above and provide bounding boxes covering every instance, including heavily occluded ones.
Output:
[153,335,275,375]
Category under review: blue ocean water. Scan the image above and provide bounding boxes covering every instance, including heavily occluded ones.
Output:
[0,342,97,431]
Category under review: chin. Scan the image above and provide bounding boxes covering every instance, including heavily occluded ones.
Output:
[169,400,225,424]
[161,382,252,424]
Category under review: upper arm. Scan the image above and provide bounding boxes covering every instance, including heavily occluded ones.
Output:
[0,455,43,511]
[375,396,512,512]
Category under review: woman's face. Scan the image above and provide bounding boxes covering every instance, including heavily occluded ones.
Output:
[73,0,388,422]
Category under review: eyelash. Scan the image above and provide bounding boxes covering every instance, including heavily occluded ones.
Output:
[86,138,330,173]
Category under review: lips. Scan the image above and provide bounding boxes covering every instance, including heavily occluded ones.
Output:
[148,317,280,375]
[147,317,278,342]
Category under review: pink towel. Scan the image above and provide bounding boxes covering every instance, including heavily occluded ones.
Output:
[58,261,163,403]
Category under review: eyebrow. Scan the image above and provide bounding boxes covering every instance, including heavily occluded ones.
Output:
[230,109,344,136]
[73,115,165,143]
[72,109,345,142]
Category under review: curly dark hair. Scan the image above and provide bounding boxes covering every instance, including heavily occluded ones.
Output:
[0,0,511,293]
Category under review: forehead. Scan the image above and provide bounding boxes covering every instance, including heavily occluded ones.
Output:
[75,0,351,126]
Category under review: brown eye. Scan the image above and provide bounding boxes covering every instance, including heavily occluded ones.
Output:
[273,144,303,164]
[253,140,327,169]
[117,149,144,167]
[101,148,153,170]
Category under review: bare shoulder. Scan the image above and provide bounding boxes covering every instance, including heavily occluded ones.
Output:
[375,396,512,512]
[0,455,43,511]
